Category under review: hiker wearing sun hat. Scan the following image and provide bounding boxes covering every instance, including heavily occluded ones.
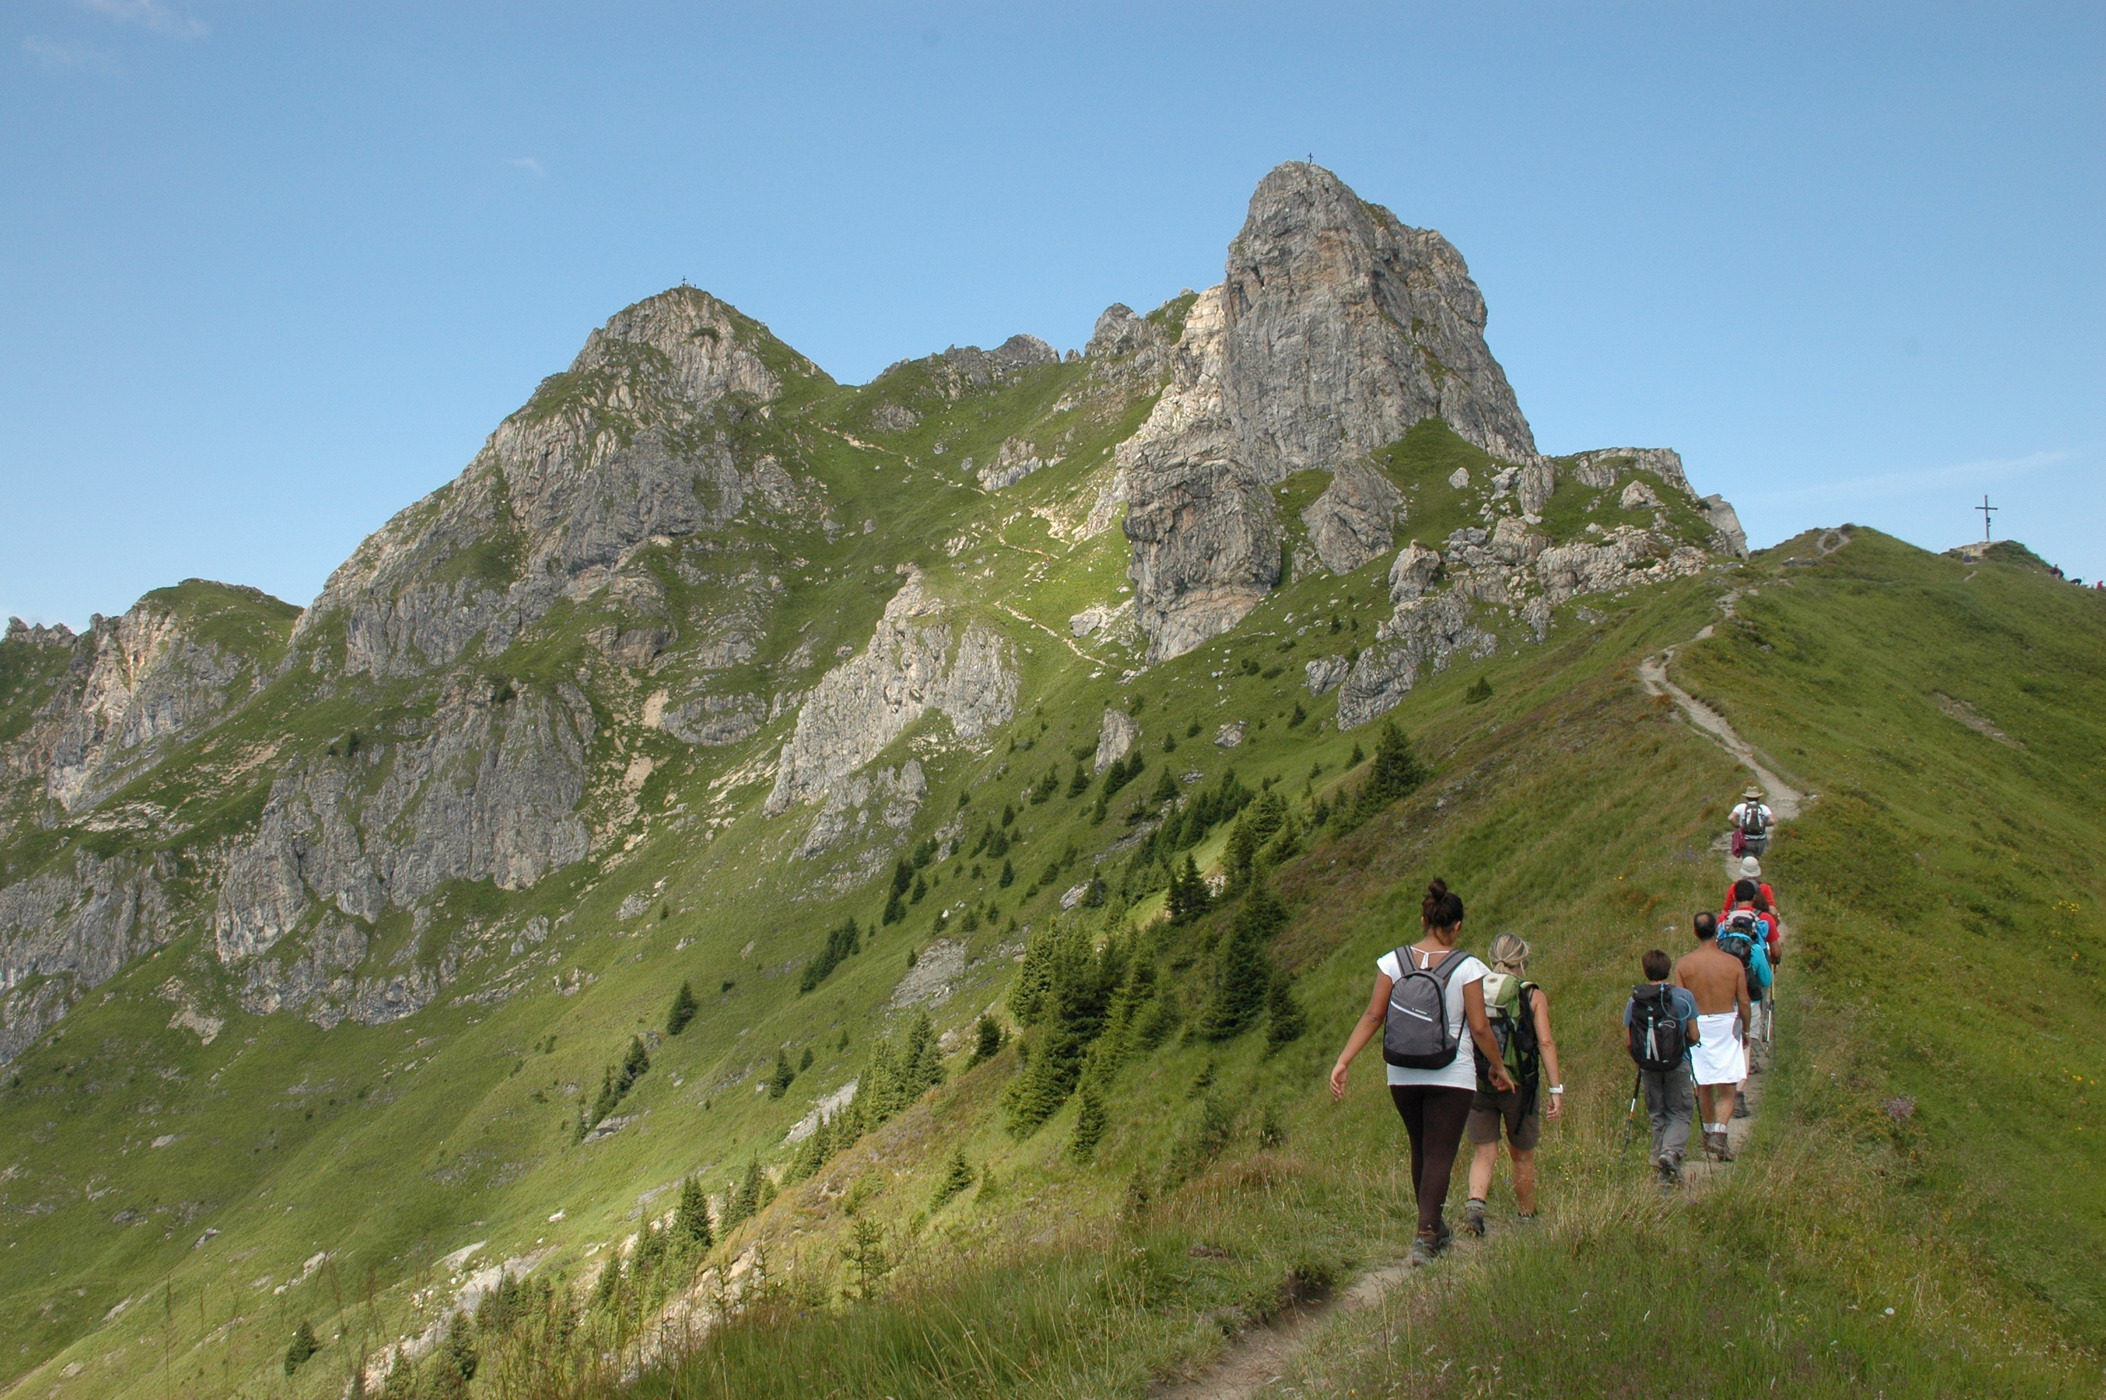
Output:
[1727,786,1774,858]
[1721,855,1783,963]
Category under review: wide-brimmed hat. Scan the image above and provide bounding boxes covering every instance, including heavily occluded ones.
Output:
[1738,856,1763,879]
[1743,786,1763,800]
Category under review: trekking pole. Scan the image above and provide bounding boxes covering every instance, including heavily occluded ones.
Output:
[1625,1070,1641,1149]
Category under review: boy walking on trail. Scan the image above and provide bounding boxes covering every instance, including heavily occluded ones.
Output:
[1674,912,1751,1161]
[1625,949,1700,1184]
[1460,933,1563,1237]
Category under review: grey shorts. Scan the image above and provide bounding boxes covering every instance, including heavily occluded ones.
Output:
[1467,1087,1542,1150]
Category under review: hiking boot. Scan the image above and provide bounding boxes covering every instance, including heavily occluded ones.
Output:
[1433,1224,1455,1255]
[1654,1153,1682,1187]
[1459,1199,1487,1238]
[1706,1130,1735,1162]
[1733,1097,1752,1119]
[1512,1212,1539,1227]
[1407,1236,1441,1268]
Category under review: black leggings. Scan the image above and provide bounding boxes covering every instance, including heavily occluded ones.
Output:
[1390,1085,1476,1236]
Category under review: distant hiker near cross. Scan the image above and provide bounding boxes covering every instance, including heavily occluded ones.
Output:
[1977,495,1997,543]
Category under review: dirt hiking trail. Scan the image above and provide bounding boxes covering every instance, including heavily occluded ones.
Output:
[1152,572,1816,1400]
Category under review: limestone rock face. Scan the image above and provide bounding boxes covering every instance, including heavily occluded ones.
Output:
[977,437,1048,491]
[1304,656,1350,696]
[1123,163,1539,661]
[795,761,927,861]
[2,586,294,820]
[213,680,595,962]
[1303,462,1406,575]
[765,573,1017,815]
[1336,593,1498,730]
[1093,709,1140,773]
[298,287,825,680]
[1083,304,1170,384]
[1388,543,1444,604]
[0,851,173,1061]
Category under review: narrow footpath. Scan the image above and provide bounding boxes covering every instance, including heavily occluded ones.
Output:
[1150,582,1811,1400]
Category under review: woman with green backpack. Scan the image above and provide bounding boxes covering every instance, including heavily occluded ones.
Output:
[1459,932,1563,1237]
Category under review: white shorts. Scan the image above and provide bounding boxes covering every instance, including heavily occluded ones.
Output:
[1691,1013,1747,1086]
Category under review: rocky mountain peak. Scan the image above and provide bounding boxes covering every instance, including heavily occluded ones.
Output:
[1223,161,1537,470]
[1119,162,1545,661]
[561,285,809,410]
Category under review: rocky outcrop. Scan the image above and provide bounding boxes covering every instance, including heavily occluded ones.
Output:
[1093,709,1139,773]
[766,573,1017,814]
[297,287,826,680]
[657,691,766,747]
[875,335,1059,400]
[0,850,174,1062]
[1388,543,1443,603]
[1700,496,1749,558]
[1304,656,1350,696]
[1303,462,1406,575]
[1123,163,1541,662]
[795,761,926,860]
[2,584,295,817]
[231,917,447,1029]
[1336,593,1498,730]
[1334,507,1719,728]
[213,680,594,962]
[1083,304,1171,385]
[976,437,1048,491]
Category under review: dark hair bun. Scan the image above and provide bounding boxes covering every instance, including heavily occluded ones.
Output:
[1421,879,1465,929]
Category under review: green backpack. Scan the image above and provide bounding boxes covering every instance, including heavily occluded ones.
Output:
[1477,971,1542,1100]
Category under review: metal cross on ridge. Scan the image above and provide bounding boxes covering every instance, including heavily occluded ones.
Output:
[1977,495,1997,543]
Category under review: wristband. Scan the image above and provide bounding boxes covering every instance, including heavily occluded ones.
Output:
[1548,1085,1564,1095]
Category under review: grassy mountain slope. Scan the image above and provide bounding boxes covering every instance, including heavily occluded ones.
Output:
[4,510,2097,1399]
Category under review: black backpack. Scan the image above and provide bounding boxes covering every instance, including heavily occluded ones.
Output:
[1627,984,1686,1073]
[1383,947,1466,1068]
[1740,803,1769,838]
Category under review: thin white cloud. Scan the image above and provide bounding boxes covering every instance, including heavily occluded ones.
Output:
[508,156,546,177]
[1767,450,2074,505]
[74,0,208,39]
[21,34,117,69]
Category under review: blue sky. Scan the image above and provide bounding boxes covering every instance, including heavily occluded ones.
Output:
[3,1,2100,626]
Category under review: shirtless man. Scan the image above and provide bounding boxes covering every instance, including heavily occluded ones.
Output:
[1673,911,1751,1161]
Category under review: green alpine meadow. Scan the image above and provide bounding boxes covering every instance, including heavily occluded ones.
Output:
[1,164,2098,1399]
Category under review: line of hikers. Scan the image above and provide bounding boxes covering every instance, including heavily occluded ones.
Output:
[1327,793,1787,1266]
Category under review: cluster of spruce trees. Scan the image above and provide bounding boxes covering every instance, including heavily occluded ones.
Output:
[784,1011,947,1182]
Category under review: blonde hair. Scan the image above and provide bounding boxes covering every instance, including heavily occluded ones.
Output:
[1487,932,1530,975]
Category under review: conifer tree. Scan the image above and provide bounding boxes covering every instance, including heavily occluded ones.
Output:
[1199,876,1286,1041]
[969,1013,1003,1066]
[593,1252,623,1309]
[1265,975,1309,1051]
[665,980,699,1036]
[284,1319,318,1376]
[1068,1079,1109,1164]
[930,1149,975,1209]
[722,1159,765,1232]
[769,1049,796,1099]
[1356,720,1426,811]
[675,1176,713,1251]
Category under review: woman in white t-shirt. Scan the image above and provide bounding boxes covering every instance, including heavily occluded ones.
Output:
[1330,879,1513,1265]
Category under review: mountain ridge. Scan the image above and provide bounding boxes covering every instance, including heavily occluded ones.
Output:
[21,163,2053,1400]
